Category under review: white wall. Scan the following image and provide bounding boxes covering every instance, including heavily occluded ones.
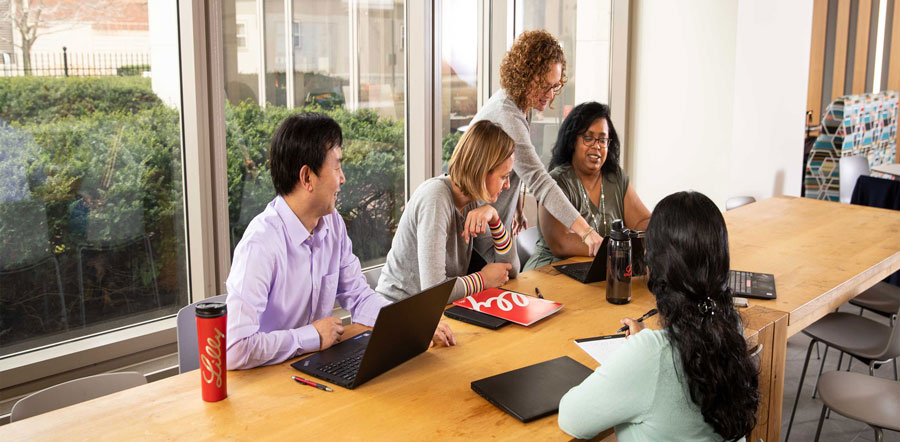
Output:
[627,0,813,210]
[728,0,812,201]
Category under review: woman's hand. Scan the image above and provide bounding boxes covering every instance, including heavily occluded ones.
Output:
[583,229,603,256]
[480,263,512,288]
[430,321,456,348]
[462,205,500,244]
[619,317,646,337]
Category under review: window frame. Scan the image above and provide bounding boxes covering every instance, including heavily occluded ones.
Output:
[0,0,633,407]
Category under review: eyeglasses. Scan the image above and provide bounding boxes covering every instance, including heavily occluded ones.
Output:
[540,82,564,96]
[580,135,611,147]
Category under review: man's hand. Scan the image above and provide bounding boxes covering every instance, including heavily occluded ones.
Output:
[312,317,344,350]
[430,321,456,348]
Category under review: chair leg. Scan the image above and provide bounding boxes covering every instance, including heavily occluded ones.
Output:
[874,426,883,442]
[815,342,820,359]
[894,358,898,381]
[786,339,817,442]
[813,405,828,442]
[812,345,830,398]
[835,350,844,372]
[869,360,876,376]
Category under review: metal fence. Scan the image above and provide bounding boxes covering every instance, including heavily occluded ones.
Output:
[0,49,150,77]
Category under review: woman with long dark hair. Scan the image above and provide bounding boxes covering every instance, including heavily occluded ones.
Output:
[558,191,759,441]
[523,101,650,270]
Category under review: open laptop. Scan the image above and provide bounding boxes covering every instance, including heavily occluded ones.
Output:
[291,278,455,389]
[728,270,777,300]
[553,237,610,283]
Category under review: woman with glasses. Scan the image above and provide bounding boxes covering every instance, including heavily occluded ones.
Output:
[522,101,650,270]
[468,30,606,269]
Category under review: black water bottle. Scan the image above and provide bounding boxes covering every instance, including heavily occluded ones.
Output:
[606,219,632,305]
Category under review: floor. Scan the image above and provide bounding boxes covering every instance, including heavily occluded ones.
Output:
[780,308,899,442]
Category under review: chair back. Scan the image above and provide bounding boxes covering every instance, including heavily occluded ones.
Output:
[177,294,228,373]
[363,266,382,290]
[725,196,756,211]
[883,303,900,360]
[839,155,870,204]
[516,227,540,270]
[10,372,146,422]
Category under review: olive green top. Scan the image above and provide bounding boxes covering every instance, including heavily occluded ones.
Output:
[523,164,629,271]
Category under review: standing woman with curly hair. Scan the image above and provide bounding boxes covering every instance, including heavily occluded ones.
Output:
[468,30,605,267]
[558,191,759,442]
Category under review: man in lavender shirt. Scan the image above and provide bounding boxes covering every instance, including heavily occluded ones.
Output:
[226,113,455,370]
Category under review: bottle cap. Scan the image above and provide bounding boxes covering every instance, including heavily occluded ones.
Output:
[195,302,227,318]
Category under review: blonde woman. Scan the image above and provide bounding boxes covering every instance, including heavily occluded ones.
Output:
[376,120,519,303]
[470,30,605,264]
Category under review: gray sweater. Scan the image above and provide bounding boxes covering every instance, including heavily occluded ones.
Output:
[375,176,519,303]
[470,89,582,259]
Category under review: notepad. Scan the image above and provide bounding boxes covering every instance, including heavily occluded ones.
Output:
[574,334,627,366]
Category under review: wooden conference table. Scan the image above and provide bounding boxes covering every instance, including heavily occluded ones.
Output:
[3,196,900,442]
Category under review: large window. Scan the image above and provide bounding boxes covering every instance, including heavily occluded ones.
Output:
[222,0,406,268]
[0,0,188,356]
[515,0,612,164]
[440,0,478,172]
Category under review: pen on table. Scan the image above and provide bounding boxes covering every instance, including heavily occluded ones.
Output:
[616,308,658,333]
[292,375,333,392]
[534,287,544,299]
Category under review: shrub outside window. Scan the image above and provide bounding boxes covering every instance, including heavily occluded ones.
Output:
[0,1,188,357]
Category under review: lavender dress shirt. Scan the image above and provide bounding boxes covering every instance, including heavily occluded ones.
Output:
[225,195,391,370]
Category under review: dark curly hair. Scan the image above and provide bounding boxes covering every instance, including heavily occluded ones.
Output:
[645,191,759,441]
[499,29,567,112]
[548,102,620,175]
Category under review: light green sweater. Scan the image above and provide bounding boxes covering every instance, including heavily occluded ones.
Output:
[558,329,744,442]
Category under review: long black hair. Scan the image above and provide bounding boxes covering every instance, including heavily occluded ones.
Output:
[548,101,620,174]
[645,191,759,440]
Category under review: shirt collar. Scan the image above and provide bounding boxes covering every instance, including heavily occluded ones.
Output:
[273,195,330,247]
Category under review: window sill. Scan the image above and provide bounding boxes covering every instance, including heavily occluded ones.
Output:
[0,318,177,390]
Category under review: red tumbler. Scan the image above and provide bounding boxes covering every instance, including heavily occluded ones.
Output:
[195,302,227,402]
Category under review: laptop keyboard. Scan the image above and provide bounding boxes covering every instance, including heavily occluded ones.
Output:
[319,348,365,381]
[728,270,753,294]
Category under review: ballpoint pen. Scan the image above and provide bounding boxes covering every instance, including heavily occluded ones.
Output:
[616,308,658,333]
[534,287,544,299]
[292,375,333,392]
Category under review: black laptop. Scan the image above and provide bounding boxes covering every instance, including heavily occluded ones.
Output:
[554,233,647,283]
[553,237,610,283]
[291,278,455,389]
[728,270,777,300]
[471,356,593,422]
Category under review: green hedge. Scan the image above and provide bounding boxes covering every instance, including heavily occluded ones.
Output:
[0,76,406,268]
[0,76,161,123]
